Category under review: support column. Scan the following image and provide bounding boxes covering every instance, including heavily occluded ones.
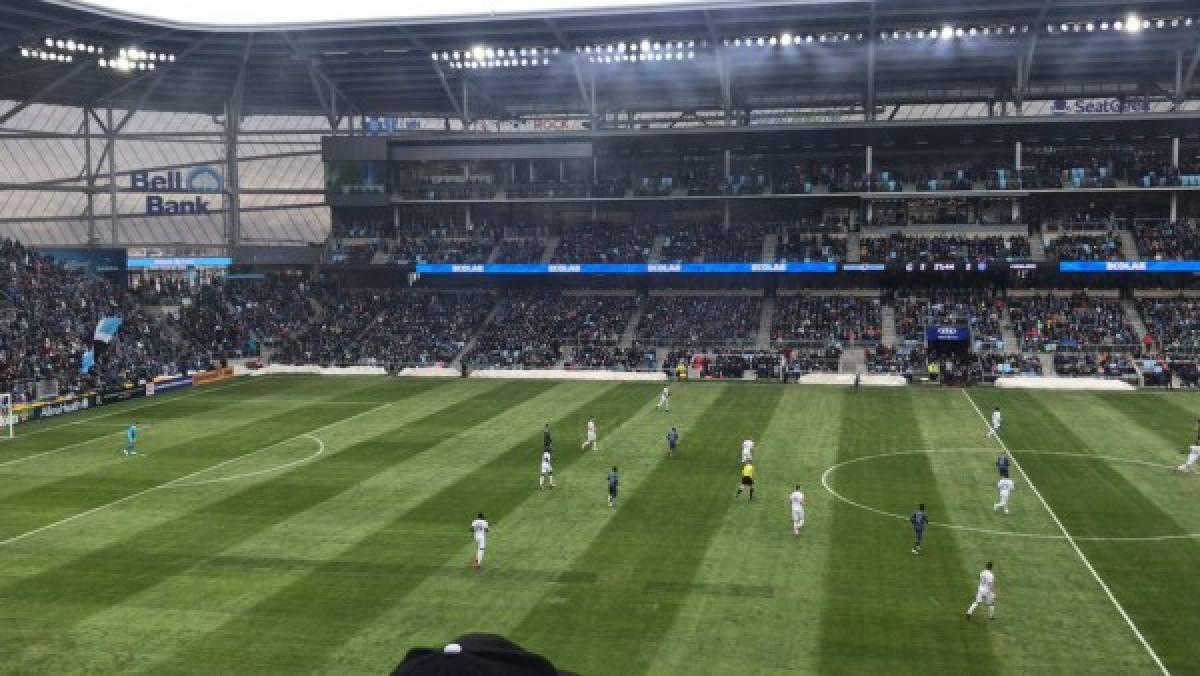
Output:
[865,145,874,177]
[82,108,97,245]
[723,200,731,228]
[462,80,470,123]
[1012,198,1021,224]
[865,201,874,227]
[529,161,535,183]
[106,107,118,245]
[589,70,597,126]
[1015,141,1023,171]
[1172,136,1180,223]
[224,96,242,251]
[723,149,731,182]
[559,160,565,182]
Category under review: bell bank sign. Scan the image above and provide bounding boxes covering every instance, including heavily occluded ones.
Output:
[130,167,223,215]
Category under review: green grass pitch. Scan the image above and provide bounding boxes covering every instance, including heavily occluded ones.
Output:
[1,375,1198,674]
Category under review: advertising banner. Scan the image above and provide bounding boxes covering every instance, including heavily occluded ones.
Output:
[193,368,235,386]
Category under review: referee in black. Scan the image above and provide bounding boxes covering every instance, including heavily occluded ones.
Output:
[543,423,553,453]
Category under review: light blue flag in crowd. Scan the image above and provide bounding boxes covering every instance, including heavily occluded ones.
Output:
[93,316,123,344]
[81,349,95,374]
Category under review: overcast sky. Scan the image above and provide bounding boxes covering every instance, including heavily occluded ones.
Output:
[73,0,707,26]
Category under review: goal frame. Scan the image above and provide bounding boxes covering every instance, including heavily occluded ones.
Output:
[0,393,13,439]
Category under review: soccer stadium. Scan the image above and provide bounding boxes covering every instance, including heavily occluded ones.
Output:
[3,0,1200,672]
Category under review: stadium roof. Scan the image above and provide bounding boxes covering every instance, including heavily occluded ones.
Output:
[1,0,1199,119]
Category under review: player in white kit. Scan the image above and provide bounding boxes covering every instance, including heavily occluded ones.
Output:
[789,485,806,535]
[1178,445,1200,473]
[966,562,996,620]
[741,438,755,464]
[656,386,670,412]
[539,451,555,490]
[993,476,1015,514]
[986,407,1002,439]
[581,417,598,451]
[470,513,489,570]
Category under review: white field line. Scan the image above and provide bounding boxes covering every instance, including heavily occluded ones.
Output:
[0,399,396,548]
[961,389,1169,676]
[0,379,257,469]
[1,378,254,441]
[169,435,324,487]
[0,432,122,469]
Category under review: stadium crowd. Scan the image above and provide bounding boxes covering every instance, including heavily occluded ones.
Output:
[1137,296,1200,356]
[636,296,763,348]
[1008,294,1137,352]
[860,235,1031,263]
[1047,233,1124,261]
[1132,220,1200,260]
[466,293,636,369]
[657,222,767,263]
[772,295,882,346]
[894,291,1005,347]
[0,240,204,402]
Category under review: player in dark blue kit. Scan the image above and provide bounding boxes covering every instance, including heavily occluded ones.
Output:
[666,427,679,458]
[607,466,619,507]
[996,452,1010,479]
[911,503,928,554]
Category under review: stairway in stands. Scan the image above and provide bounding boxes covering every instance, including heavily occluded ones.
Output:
[539,236,560,263]
[451,298,502,367]
[845,232,861,263]
[1122,299,1151,347]
[756,296,776,349]
[648,235,668,263]
[761,234,778,263]
[880,304,897,348]
[1029,233,1047,262]
[486,242,503,263]
[1000,307,1020,353]
[1038,353,1057,376]
[1119,230,1140,259]
[618,296,647,349]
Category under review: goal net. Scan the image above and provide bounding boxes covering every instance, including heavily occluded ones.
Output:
[0,393,13,439]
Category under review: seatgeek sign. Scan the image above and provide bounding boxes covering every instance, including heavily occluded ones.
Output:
[130,167,223,215]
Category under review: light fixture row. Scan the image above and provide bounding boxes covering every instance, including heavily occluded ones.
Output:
[43,37,103,53]
[99,58,157,71]
[578,40,702,54]
[19,48,76,62]
[1046,15,1194,33]
[434,46,560,69]
[879,25,1027,41]
[727,33,864,46]
[587,51,696,64]
[19,37,175,71]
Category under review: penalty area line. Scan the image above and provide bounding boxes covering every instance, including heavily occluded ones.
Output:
[0,399,395,549]
[961,389,1169,676]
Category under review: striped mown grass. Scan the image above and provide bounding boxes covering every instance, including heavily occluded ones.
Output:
[0,377,1197,675]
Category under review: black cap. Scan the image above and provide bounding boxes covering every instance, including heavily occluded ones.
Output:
[392,634,572,675]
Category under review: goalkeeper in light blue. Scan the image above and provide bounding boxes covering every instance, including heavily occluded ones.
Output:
[124,422,138,456]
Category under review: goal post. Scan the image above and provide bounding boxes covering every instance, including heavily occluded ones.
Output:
[0,393,13,439]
